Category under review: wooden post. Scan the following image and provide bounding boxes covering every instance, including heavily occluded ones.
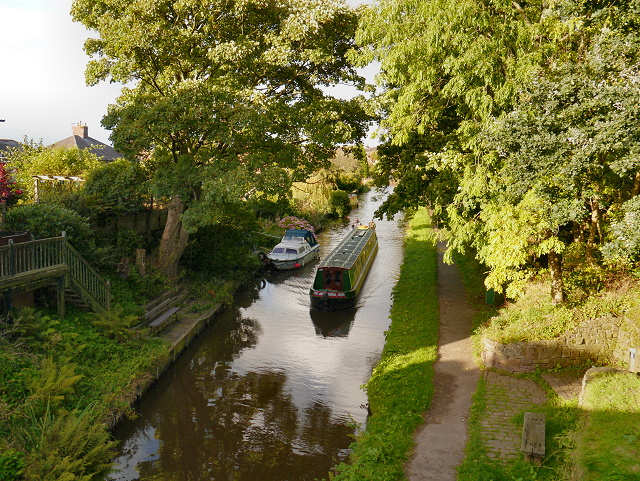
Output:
[522,412,545,465]
[59,232,66,318]
[57,274,65,318]
[3,287,13,317]
[106,280,111,319]
[136,248,147,277]
[33,177,39,203]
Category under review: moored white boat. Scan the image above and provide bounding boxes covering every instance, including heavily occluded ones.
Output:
[266,229,320,270]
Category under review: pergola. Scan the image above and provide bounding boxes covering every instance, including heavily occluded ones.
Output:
[32,175,85,203]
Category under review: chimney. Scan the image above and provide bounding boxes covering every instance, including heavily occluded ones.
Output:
[72,122,88,139]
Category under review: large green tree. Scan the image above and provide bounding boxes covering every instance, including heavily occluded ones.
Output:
[475,8,640,301]
[72,0,371,277]
[359,0,640,302]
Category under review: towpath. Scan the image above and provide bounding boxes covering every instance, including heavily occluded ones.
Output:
[404,241,584,479]
[404,240,480,480]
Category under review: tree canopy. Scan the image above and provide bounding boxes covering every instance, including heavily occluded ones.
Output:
[359,0,640,300]
[72,0,373,275]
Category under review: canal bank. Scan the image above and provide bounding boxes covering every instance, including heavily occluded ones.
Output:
[332,206,440,480]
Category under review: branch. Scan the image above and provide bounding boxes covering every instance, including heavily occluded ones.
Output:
[512,1,530,25]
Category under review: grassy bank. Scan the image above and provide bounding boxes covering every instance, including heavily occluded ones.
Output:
[333,207,439,480]
[454,250,640,480]
[0,305,169,480]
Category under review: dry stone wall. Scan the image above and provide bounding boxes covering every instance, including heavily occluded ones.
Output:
[482,316,635,372]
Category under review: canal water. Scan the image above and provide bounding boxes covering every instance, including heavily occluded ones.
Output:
[109,190,405,481]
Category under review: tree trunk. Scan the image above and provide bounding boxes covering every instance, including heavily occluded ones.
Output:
[159,195,190,279]
[548,251,565,306]
[633,171,640,197]
[585,198,600,264]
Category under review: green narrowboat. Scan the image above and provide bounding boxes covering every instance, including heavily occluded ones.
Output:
[309,223,378,311]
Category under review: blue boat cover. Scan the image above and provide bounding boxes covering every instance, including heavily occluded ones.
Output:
[284,229,318,247]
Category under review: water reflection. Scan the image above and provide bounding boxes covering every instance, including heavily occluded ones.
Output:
[309,308,356,338]
[110,190,405,481]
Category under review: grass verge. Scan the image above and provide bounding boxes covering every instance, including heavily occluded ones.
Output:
[332,207,439,480]
[574,372,640,480]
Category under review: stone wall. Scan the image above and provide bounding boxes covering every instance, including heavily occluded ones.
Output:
[482,316,636,372]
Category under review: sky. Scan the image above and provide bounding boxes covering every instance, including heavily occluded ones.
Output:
[0,0,379,148]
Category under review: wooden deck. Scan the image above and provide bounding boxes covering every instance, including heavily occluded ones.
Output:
[0,235,110,317]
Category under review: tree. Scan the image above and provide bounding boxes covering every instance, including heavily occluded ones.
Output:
[357,0,640,302]
[72,0,372,278]
[471,1,640,301]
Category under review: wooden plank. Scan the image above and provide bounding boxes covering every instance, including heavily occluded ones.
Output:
[0,265,68,290]
[522,412,545,463]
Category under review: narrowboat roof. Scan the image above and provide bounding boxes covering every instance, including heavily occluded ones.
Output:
[318,227,376,270]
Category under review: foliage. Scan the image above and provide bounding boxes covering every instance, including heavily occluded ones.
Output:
[9,142,102,203]
[91,306,138,340]
[334,207,438,480]
[358,0,640,303]
[66,158,152,219]
[329,190,351,218]
[574,373,640,480]
[249,195,293,221]
[4,203,93,247]
[0,163,23,206]
[72,0,373,273]
[180,202,260,277]
[0,449,24,481]
[602,196,640,263]
[277,216,315,233]
[21,403,117,481]
[0,302,167,481]
[185,275,236,308]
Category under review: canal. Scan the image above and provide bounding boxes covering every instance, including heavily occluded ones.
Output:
[109,190,405,480]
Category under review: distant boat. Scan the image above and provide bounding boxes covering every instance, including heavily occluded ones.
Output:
[266,229,320,270]
[309,222,378,311]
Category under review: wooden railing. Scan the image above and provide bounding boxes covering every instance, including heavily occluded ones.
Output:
[0,236,65,278]
[66,242,110,312]
[0,235,110,313]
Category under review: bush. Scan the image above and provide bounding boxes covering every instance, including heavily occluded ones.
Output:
[329,190,351,218]
[4,203,94,249]
[334,172,360,192]
[181,202,260,277]
[67,159,151,220]
[250,196,292,220]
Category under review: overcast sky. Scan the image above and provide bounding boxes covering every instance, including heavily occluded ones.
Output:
[0,0,379,148]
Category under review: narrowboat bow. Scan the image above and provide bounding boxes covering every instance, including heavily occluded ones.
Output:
[309,222,378,311]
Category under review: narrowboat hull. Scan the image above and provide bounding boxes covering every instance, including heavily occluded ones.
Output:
[309,224,378,311]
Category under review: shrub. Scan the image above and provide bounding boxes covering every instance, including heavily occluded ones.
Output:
[71,158,151,219]
[329,190,351,218]
[4,203,93,248]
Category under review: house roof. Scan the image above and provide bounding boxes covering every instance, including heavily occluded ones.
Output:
[48,123,123,162]
[0,139,20,160]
